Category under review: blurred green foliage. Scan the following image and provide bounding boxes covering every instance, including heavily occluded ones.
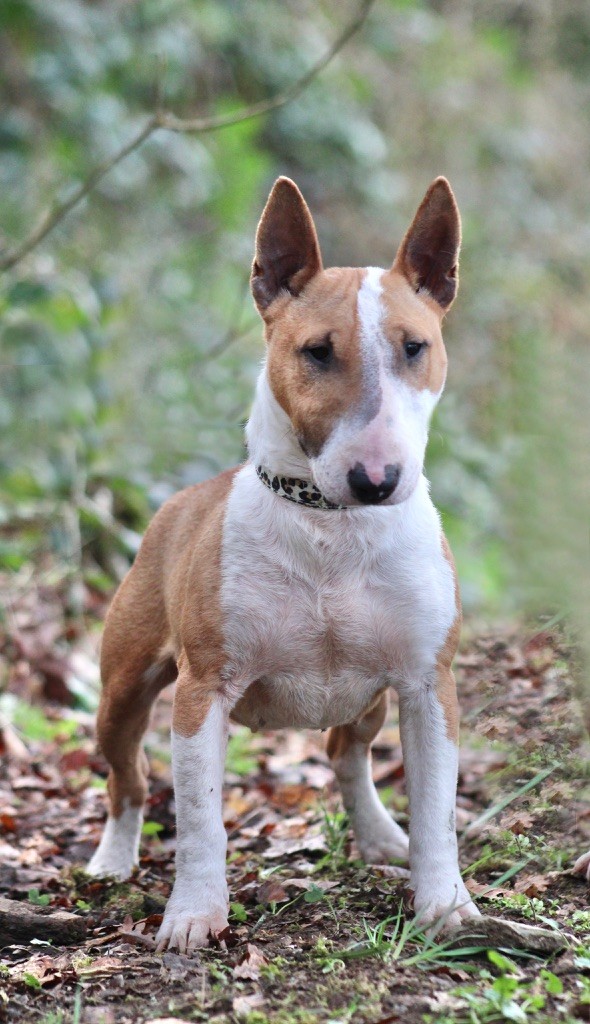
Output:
[1,0,588,624]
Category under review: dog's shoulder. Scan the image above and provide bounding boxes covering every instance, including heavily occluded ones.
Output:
[121,466,242,630]
[138,465,241,556]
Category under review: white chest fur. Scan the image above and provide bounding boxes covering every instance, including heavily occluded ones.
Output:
[221,466,456,731]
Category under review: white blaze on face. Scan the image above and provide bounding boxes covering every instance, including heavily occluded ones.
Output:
[310,266,441,507]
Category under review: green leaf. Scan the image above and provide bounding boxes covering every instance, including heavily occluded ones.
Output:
[541,969,563,995]
[141,820,164,836]
[28,888,51,906]
[7,280,52,306]
[487,949,518,974]
[230,902,248,922]
[303,884,326,904]
[225,728,258,776]
[10,703,78,743]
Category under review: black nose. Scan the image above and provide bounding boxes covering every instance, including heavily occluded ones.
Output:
[347,463,401,504]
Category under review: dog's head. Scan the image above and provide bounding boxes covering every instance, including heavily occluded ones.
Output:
[250,176,461,507]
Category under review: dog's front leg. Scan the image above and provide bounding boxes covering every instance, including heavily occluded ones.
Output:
[398,668,479,930]
[156,663,230,953]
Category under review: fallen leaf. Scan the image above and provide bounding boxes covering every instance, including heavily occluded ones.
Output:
[60,748,92,772]
[500,811,535,834]
[281,878,339,892]
[481,717,509,739]
[256,880,289,905]
[233,943,267,980]
[513,873,550,896]
[465,878,513,898]
[77,956,125,978]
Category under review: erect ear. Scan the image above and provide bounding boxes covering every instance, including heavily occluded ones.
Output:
[393,177,461,311]
[251,177,323,313]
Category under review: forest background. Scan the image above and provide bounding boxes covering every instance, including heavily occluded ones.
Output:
[1,4,590,1022]
[1,0,589,647]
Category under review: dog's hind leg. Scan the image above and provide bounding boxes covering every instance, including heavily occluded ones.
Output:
[87,574,176,880]
[327,691,409,864]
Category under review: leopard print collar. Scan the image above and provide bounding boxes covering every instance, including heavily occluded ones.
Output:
[255,466,348,510]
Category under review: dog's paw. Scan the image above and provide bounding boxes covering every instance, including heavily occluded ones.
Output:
[86,851,135,882]
[412,878,480,931]
[358,824,409,866]
[86,806,142,881]
[354,802,410,865]
[156,904,229,953]
[573,850,590,882]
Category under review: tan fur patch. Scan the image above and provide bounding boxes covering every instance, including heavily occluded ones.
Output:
[264,267,366,456]
[172,655,215,739]
[380,268,448,395]
[436,667,459,744]
[96,468,238,811]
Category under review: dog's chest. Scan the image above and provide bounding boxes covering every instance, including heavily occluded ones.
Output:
[229,579,394,730]
[221,469,455,731]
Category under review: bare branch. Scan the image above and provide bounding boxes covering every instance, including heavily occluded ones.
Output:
[0,0,376,274]
[155,0,376,134]
[0,119,158,273]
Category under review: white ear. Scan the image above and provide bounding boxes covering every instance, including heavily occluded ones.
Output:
[251,177,323,313]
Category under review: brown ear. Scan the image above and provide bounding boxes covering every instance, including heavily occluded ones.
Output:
[251,177,323,312]
[393,177,461,311]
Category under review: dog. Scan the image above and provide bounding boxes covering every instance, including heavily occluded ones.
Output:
[87,175,481,952]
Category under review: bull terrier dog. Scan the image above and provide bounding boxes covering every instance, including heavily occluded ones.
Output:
[87,176,481,951]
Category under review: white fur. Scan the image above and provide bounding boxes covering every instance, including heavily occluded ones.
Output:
[86,802,143,880]
[311,267,442,507]
[221,462,478,924]
[330,738,409,864]
[399,689,478,927]
[358,266,384,342]
[156,700,230,953]
[246,370,309,478]
[224,466,455,728]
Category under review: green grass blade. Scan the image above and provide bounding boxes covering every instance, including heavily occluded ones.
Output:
[464,765,557,836]
[477,857,532,893]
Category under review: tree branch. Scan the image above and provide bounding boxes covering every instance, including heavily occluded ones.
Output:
[0,0,376,273]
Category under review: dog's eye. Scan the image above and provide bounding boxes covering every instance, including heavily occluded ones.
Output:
[403,339,426,360]
[302,337,333,367]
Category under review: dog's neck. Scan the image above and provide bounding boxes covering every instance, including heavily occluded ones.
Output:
[246,366,312,479]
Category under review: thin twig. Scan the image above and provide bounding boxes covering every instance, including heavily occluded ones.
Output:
[0,0,376,273]
[0,119,157,273]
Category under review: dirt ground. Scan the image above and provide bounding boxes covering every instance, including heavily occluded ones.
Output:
[0,575,589,1023]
